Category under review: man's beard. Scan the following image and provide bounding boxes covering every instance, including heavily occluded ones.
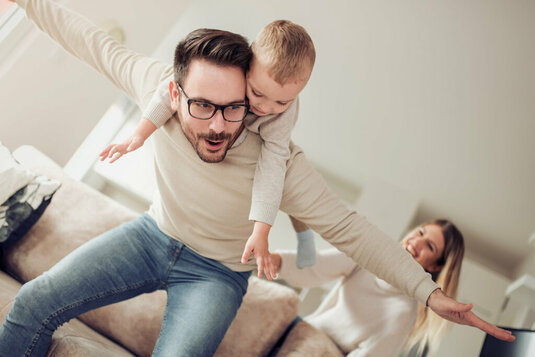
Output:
[195,131,232,163]
[178,118,232,163]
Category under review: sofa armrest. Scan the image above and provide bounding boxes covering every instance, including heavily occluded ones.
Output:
[5,145,138,282]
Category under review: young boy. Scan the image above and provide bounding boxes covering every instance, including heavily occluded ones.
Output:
[100,20,317,279]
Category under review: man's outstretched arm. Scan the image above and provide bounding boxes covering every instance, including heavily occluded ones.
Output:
[12,0,173,110]
[280,147,514,342]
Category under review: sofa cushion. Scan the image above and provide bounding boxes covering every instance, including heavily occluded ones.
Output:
[79,277,300,357]
[274,321,344,357]
[0,143,60,254]
[0,271,134,357]
[215,277,300,357]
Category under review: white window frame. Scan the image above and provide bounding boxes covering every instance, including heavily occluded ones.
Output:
[0,3,37,79]
[0,0,66,79]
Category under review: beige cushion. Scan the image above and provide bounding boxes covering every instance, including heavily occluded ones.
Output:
[0,271,134,357]
[79,277,299,357]
[215,278,299,357]
[275,321,344,357]
[3,145,300,356]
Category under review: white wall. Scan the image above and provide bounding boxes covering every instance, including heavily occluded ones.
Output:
[0,0,191,165]
[516,251,535,278]
[1,0,533,277]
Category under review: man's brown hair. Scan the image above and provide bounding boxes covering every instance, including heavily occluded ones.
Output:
[174,28,252,84]
[251,20,315,85]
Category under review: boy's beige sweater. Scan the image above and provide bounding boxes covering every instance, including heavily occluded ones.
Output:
[17,0,438,304]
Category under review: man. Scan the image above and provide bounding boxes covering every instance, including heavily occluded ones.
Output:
[0,0,513,356]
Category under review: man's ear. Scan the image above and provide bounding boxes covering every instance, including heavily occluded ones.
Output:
[169,81,179,111]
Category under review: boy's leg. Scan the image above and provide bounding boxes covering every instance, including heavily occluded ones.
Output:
[153,246,250,357]
[296,229,316,269]
[0,214,169,357]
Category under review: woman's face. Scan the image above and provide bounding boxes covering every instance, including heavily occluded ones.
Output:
[401,224,445,273]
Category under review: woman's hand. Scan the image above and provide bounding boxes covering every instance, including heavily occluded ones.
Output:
[426,288,515,342]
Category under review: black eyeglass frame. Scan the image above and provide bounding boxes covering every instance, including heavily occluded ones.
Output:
[177,83,249,122]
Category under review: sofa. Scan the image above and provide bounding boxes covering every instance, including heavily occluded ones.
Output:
[0,145,343,357]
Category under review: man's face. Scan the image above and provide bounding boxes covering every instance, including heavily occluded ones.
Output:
[169,59,247,163]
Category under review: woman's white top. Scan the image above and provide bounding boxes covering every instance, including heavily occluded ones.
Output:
[279,248,418,357]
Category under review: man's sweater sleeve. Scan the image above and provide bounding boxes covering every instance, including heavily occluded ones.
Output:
[280,146,439,304]
[16,0,173,111]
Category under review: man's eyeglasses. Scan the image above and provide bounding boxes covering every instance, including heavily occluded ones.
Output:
[177,83,249,122]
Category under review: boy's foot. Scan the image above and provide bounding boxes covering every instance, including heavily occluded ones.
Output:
[296,229,316,269]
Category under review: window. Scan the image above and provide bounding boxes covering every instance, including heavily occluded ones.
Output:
[0,1,34,77]
[0,0,67,74]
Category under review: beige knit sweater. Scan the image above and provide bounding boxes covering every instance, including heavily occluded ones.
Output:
[17,0,438,304]
[142,78,299,226]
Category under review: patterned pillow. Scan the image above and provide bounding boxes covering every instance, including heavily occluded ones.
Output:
[0,143,61,252]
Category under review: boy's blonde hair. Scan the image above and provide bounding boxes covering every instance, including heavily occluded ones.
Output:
[251,20,315,85]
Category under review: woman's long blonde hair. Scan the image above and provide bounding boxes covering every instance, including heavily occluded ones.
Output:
[403,219,465,356]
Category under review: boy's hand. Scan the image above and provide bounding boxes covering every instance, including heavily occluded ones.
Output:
[241,223,277,280]
[99,134,144,163]
[100,118,157,163]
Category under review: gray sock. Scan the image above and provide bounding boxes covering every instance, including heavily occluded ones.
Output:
[296,229,316,269]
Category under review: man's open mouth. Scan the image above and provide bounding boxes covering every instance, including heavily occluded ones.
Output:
[204,139,225,151]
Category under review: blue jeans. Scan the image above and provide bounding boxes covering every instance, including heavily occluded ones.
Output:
[0,214,250,357]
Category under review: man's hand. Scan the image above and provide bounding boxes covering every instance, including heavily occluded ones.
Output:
[427,288,515,342]
[241,222,277,280]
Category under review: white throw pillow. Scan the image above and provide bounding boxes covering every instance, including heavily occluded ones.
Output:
[0,142,61,247]
[0,142,37,205]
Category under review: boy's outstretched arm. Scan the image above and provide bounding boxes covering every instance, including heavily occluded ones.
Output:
[100,118,156,163]
[100,76,175,163]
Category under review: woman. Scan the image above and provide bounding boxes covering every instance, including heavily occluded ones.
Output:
[272,217,465,356]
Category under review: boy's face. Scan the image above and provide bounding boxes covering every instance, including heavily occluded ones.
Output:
[170,59,247,163]
[246,57,308,116]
